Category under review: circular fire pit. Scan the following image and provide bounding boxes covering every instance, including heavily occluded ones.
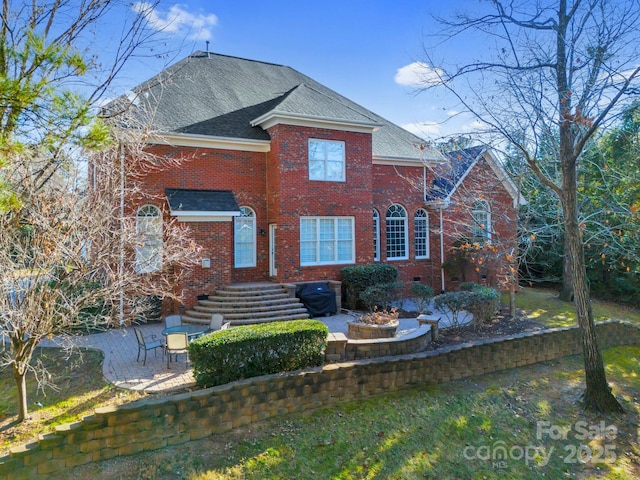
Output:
[346,320,399,339]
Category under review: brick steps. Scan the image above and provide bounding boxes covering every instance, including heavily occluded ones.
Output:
[182,283,309,326]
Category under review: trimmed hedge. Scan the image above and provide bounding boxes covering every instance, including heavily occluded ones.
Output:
[188,320,329,387]
[341,264,399,309]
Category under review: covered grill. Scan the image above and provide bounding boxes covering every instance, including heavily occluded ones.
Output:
[295,283,337,317]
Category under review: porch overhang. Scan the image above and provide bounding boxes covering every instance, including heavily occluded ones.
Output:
[165,188,241,222]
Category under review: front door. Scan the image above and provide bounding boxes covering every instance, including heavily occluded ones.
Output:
[269,224,277,277]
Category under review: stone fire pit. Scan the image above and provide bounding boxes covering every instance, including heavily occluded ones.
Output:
[346,319,399,339]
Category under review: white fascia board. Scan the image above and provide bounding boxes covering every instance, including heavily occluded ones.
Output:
[147,132,271,152]
[483,151,528,207]
[373,155,444,167]
[170,211,240,223]
[251,112,381,133]
[425,199,450,209]
[443,152,482,203]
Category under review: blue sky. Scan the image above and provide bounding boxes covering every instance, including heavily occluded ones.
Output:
[113,0,481,141]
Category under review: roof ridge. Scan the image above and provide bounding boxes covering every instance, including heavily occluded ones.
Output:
[190,50,288,69]
[278,82,380,124]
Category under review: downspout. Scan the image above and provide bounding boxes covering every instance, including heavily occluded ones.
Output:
[439,206,445,293]
[119,143,125,326]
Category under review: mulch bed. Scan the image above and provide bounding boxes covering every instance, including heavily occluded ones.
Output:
[424,305,546,351]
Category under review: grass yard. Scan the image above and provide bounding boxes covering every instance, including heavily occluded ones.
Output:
[508,287,640,328]
[2,287,640,478]
[67,344,640,479]
[0,348,146,453]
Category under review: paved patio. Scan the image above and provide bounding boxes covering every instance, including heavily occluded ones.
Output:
[37,302,468,394]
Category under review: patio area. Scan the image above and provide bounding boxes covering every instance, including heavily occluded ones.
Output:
[37,304,468,394]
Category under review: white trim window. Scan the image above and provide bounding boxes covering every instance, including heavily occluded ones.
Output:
[135,205,162,273]
[308,139,345,181]
[415,208,429,259]
[234,206,256,268]
[373,209,380,261]
[386,204,408,260]
[471,200,491,243]
[300,216,354,265]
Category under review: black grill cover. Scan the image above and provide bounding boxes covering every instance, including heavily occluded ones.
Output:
[296,283,337,317]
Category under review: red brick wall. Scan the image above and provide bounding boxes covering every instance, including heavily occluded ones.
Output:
[128,144,269,309]
[266,125,374,283]
[127,141,519,310]
[441,155,519,290]
[372,163,441,293]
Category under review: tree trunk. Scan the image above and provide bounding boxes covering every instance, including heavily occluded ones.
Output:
[509,282,516,318]
[13,364,28,422]
[558,234,574,302]
[561,167,623,413]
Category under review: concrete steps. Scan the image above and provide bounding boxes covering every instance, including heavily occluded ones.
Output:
[182,283,309,326]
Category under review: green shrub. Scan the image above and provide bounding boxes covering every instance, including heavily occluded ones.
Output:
[433,291,473,329]
[341,264,398,309]
[188,320,329,387]
[465,287,500,327]
[459,282,481,292]
[359,281,404,312]
[409,283,434,313]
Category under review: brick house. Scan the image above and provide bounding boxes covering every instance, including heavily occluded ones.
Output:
[109,51,524,317]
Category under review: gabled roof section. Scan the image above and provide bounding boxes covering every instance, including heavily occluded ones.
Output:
[426,146,526,208]
[110,51,444,162]
[251,83,382,132]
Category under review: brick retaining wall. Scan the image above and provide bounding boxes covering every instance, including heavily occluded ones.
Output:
[2,321,639,479]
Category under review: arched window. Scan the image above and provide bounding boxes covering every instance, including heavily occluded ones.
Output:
[373,209,380,261]
[135,205,162,273]
[415,209,429,259]
[234,206,256,268]
[386,204,408,260]
[471,200,491,243]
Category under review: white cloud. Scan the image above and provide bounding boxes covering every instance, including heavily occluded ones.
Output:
[133,2,218,41]
[395,62,445,87]
[401,121,441,138]
[461,119,488,133]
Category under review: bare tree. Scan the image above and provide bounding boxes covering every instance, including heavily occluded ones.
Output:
[420,0,640,412]
[0,0,201,422]
[1,115,200,422]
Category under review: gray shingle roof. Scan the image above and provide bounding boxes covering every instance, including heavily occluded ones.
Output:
[165,188,239,213]
[116,51,442,161]
[426,146,485,201]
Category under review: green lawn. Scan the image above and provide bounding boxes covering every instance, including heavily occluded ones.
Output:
[0,348,145,454]
[505,287,640,328]
[67,343,639,480]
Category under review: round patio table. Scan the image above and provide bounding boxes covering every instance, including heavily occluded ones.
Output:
[161,324,208,340]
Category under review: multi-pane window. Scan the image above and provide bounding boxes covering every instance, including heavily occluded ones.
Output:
[471,200,491,243]
[234,206,256,268]
[135,205,162,273]
[415,209,429,259]
[373,209,380,261]
[386,204,408,260]
[308,139,345,181]
[300,217,354,265]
